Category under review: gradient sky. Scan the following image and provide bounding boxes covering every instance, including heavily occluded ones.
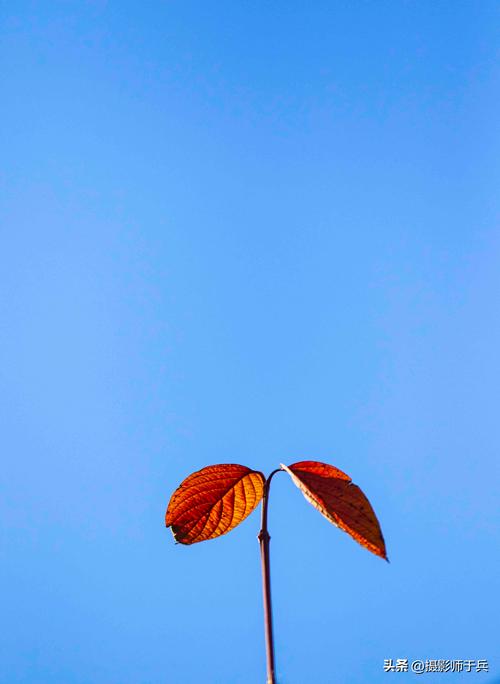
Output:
[1,2,499,683]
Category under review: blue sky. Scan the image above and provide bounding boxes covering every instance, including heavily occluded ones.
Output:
[1,2,499,683]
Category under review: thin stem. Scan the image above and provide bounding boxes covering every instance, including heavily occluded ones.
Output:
[258,469,281,684]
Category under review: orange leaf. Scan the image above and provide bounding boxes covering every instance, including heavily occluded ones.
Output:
[281,461,387,560]
[166,464,265,545]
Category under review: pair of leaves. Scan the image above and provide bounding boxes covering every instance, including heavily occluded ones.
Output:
[165,461,387,560]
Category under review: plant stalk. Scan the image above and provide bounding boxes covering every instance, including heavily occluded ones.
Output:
[258,469,281,684]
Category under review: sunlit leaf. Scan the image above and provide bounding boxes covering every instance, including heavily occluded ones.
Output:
[166,464,265,545]
[281,460,387,560]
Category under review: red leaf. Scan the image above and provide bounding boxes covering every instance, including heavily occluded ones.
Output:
[166,464,265,545]
[281,461,387,560]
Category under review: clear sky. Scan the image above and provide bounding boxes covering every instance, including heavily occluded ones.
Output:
[1,2,499,683]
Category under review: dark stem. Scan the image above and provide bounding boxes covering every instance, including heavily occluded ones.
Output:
[258,469,281,684]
